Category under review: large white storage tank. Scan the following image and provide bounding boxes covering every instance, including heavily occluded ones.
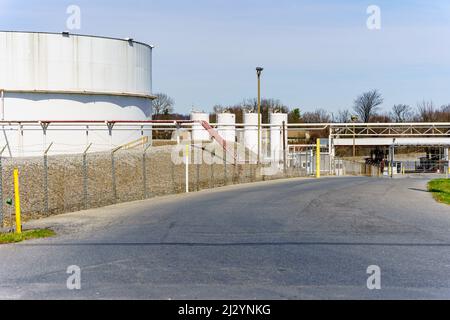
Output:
[0,31,154,157]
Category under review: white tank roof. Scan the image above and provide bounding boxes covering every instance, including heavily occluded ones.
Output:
[190,112,209,121]
[217,113,236,123]
[0,31,153,97]
[269,113,288,125]
[244,113,258,125]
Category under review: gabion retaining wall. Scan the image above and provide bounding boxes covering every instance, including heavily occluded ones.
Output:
[0,145,305,227]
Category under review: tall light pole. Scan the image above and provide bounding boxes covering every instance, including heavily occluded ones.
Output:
[256,67,264,164]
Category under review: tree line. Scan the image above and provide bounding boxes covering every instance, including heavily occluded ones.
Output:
[152,90,450,123]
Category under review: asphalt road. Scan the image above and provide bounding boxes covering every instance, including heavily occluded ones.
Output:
[0,175,449,299]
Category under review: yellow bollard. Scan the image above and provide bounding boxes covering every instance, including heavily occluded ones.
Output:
[316,139,321,179]
[13,169,22,234]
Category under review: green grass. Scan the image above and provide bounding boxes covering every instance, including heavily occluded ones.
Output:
[0,229,56,245]
[428,179,450,205]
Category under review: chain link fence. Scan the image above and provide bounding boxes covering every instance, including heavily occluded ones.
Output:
[334,159,380,177]
[0,124,380,228]
[0,142,310,227]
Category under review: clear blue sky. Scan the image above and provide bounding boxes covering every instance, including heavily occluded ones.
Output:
[1,0,450,115]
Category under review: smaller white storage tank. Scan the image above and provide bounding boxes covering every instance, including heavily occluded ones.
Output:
[270,113,288,163]
[243,113,259,156]
[217,113,236,142]
[190,112,210,142]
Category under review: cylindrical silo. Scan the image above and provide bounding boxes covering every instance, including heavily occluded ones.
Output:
[0,31,154,157]
[217,113,236,142]
[190,112,210,142]
[270,113,288,163]
[243,113,259,157]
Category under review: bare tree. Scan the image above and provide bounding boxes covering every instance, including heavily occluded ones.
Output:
[442,104,450,113]
[440,104,450,122]
[332,109,352,123]
[240,98,258,112]
[152,93,175,118]
[390,104,412,123]
[264,98,288,113]
[353,90,384,123]
[416,100,436,122]
[238,98,289,123]
[370,113,392,123]
[212,105,225,114]
[432,104,450,122]
[302,109,331,123]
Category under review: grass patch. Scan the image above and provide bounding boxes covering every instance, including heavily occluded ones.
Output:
[428,179,450,205]
[0,229,56,245]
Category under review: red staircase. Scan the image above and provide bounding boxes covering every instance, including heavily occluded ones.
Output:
[200,121,236,162]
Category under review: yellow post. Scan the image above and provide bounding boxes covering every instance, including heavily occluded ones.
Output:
[13,169,22,234]
[316,139,321,178]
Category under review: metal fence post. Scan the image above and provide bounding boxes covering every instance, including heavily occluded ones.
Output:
[111,146,122,203]
[82,143,92,210]
[0,155,2,227]
[82,153,88,210]
[282,121,287,176]
[185,144,190,193]
[171,159,176,193]
[43,142,53,214]
[143,144,151,199]
[224,148,228,186]
[0,146,5,227]
[111,152,116,202]
[43,154,47,213]
[196,145,200,191]
[210,152,215,189]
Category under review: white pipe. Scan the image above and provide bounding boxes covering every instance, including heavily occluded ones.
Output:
[0,120,446,129]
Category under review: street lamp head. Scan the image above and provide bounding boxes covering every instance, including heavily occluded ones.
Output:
[256,67,264,76]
